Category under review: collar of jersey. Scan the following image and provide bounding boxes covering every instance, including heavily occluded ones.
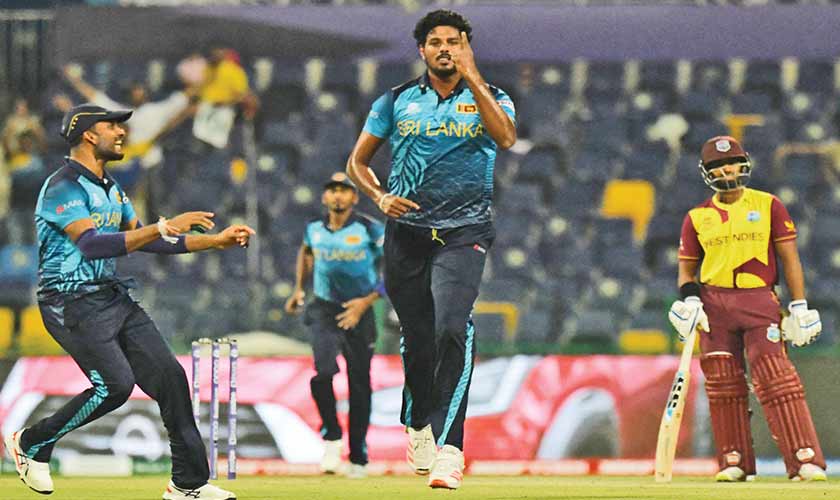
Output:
[66,157,116,189]
[321,213,358,233]
[420,72,467,100]
[711,188,748,211]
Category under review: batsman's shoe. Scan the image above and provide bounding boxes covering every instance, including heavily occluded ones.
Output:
[715,466,746,482]
[793,463,827,482]
[407,424,436,475]
[320,439,343,474]
[346,463,367,479]
[162,480,235,500]
[428,445,465,489]
[5,429,53,495]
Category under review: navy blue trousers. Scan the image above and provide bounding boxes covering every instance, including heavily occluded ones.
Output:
[384,220,493,450]
[21,284,209,489]
[306,297,376,465]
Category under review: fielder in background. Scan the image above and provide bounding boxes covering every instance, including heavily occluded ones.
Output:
[285,172,385,479]
[670,135,826,482]
[4,104,254,500]
[346,9,516,490]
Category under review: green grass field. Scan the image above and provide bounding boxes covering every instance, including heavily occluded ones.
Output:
[0,475,836,500]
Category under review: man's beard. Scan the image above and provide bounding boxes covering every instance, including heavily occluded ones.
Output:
[97,146,124,161]
[428,61,457,79]
[330,204,349,213]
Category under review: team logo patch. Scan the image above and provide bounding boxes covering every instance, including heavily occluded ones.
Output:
[345,235,362,245]
[457,103,478,114]
[766,323,781,343]
[715,139,731,152]
[747,210,760,222]
[406,102,422,115]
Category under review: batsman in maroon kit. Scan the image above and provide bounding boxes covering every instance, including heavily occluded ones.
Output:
[669,136,826,482]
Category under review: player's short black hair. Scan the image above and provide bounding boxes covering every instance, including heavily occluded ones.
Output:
[413,9,472,47]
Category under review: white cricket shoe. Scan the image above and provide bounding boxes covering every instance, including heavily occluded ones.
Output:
[715,466,746,482]
[428,444,464,489]
[407,424,436,475]
[5,429,54,495]
[162,480,236,499]
[794,463,827,482]
[320,439,343,474]
[346,463,367,479]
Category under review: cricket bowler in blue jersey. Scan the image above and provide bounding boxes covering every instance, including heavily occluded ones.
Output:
[4,104,253,500]
[346,9,516,490]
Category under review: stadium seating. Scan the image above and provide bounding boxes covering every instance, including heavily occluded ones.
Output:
[5,53,839,353]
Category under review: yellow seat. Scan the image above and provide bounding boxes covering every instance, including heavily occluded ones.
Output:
[18,305,65,356]
[619,328,669,354]
[0,307,13,357]
[600,179,656,242]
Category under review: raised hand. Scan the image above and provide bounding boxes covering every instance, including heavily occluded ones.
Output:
[451,31,480,82]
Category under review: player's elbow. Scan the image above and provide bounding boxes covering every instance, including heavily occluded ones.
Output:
[496,133,516,150]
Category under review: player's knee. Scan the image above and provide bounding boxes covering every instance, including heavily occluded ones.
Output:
[105,376,136,408]
[436,315,471,342]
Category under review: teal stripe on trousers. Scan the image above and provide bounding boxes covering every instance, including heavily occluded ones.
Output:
[437,321,474,447]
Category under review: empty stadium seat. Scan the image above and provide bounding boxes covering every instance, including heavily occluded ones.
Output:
[18,305,64,356]
[600,179,656,241]
[0,306,13,357]
[619,328,669,354]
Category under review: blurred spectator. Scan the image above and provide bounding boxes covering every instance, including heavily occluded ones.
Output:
[192,47,254,148]
[2,98,46,164]
[61,63,197,169]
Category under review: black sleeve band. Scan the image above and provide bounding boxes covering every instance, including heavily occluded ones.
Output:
[679,282,701,300]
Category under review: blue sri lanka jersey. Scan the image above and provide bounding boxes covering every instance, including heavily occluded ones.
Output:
[303,214,385,303]
[35,158,137,296]
[363,73,516,229]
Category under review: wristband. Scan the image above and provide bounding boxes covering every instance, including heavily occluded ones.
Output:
[679,282,701,300]
[157,217,179,244]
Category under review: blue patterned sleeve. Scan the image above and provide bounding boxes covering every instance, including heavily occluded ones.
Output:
[37,180,90,229]
[362,92,394,139]
[493,87,516,124]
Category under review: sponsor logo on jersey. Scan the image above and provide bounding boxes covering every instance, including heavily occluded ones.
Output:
[345,235,362,245]
[747,210,760,222]
[406,102,422,115]
[91,193,104,208]
[57,199,84,214]
[497,99,515,111]
[457,103,478,114]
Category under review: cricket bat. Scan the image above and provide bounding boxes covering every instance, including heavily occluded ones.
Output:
[654,327,697,483]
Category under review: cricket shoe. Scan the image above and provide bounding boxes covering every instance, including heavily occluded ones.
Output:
[407,424,436,475]
[162,480,236,499]
[793,463,827,482]
[346,463,367,479]
[714,466,746,482]
[320,439,343,474]
[428,445,464,489]
[4,429,53,495]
